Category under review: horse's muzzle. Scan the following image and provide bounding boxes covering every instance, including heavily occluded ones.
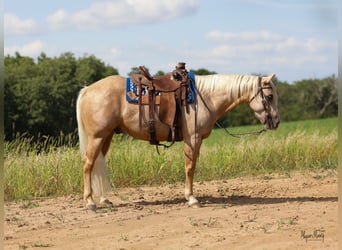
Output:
[265,114,279,130]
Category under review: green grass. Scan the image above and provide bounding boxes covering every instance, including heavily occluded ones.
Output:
[4,118,337,201]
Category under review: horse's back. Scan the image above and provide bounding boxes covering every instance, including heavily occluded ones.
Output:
[87,75,126,92]
[81,75,126,102]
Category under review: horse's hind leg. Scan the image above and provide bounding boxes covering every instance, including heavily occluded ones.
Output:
[83,137,103,210]
[98,132,115,206]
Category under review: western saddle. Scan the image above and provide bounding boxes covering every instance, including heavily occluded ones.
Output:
[130,62,190,147]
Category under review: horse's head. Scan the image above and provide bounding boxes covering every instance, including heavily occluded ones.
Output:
[249,74,280,130]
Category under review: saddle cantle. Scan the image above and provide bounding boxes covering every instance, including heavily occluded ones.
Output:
[129,63,191,147]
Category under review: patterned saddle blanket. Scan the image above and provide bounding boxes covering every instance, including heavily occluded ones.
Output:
[126,72,196,104]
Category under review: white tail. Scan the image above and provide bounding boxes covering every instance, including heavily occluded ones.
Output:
[76,87,88,155]
[76,87,112,198]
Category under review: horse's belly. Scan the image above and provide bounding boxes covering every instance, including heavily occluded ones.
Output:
[120,120,172,142]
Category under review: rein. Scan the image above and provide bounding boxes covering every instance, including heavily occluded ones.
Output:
[196,76,271,138]
[214,120,266,138]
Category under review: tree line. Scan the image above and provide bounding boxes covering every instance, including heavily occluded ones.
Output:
[4,52,337,141]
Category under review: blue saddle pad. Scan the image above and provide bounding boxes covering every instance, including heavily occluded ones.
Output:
[126,72,196,104]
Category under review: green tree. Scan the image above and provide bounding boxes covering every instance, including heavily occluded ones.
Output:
[128,66,144,76]
[76,54,118,86]
[190,68,216,75]
[154,70,165,77]
[32,52,77,135]
[4,52,119,140]
[4,53,38,138]
[291,76,337,120]
[313,76,337,117]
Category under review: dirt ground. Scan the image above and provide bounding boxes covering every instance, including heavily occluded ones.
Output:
[4,170,338,250]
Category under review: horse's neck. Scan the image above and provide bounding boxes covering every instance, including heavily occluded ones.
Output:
[196,74,256,118]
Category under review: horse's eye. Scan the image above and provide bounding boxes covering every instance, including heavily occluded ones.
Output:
[266,95,273,102]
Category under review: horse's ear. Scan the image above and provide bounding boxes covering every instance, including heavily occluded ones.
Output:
[263,74,276,84]
[269,74,276,80]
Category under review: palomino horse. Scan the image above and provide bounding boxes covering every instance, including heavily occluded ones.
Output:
[76,73,280,210]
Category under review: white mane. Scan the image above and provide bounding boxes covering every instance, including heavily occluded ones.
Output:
[195,74,260,102]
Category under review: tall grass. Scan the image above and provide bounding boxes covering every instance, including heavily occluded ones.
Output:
[4,118,337,201]
[197,130,336,180]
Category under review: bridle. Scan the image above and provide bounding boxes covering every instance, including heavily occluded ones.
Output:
[249,77,276,130]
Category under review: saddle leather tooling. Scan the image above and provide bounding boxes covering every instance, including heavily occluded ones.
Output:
[129,63,190,147]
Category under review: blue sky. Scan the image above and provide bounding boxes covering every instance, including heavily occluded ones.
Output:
[4,0,337,83]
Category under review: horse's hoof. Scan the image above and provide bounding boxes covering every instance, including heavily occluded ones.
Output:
[189,202,202,208]
[100,198,113,207]
[188,196,201,208]
[86,203,97,211]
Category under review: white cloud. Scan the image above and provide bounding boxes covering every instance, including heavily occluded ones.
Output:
[174,29,337,81]
[47,9,69,31]
[205,30,337,66]
[4,40,45,57]
[206,30,283,44]
[47,0,199,31]
[110,48,121,57]
[241,0,336,10]
[4,13,40,36]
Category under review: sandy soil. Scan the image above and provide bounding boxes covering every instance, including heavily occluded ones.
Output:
[4,170,338,250]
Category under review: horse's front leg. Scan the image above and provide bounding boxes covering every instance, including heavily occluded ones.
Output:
[183,138,202,207]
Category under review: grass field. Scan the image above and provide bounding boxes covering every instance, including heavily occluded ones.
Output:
[4,118,337,201]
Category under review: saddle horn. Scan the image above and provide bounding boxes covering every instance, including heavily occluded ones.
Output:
[172,70,183,81]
